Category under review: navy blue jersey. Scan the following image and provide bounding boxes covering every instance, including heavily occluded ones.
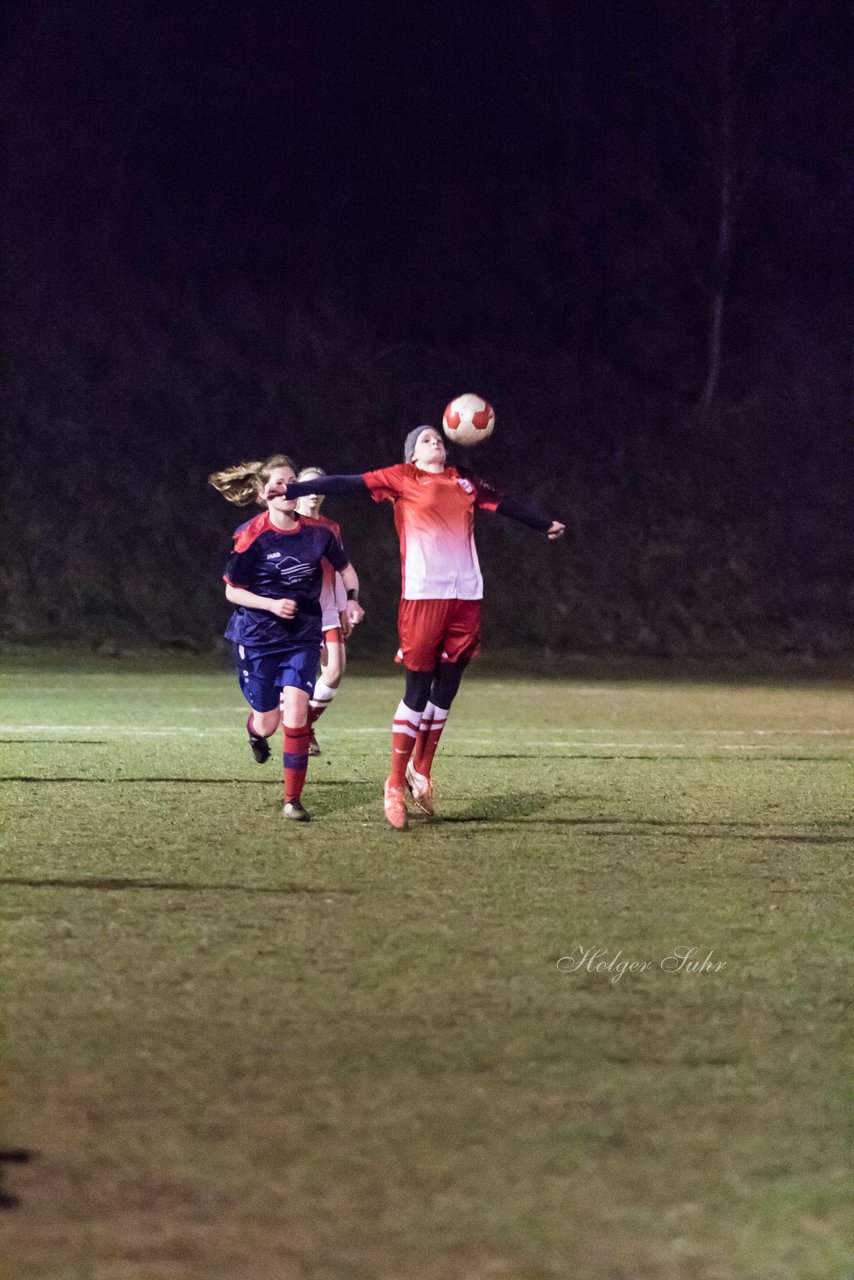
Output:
[223,511,348,652]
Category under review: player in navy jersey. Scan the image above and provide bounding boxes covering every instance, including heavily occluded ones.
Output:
[284,426,564,830]
[209,454,364,821]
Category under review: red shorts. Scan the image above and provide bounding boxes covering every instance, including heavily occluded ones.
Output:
[323,627,343,644]
[396,598,482,672]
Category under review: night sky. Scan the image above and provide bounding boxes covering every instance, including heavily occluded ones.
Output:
[6,2,850,338]
[2,0,852,650]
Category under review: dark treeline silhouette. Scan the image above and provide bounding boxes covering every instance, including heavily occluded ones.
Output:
[1,0,851,658]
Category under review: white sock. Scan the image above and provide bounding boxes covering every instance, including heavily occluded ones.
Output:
[418,700,437,731]
[310,679,338,712]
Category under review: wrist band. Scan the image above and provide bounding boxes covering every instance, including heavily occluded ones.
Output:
[346,589,359,601]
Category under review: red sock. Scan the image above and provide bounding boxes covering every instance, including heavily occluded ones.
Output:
[412,702,435,767]
[283,724,311,803]
[413,702,449,776]
[390,700,421,787]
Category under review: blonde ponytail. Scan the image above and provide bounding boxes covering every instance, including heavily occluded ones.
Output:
[208,454,296,506]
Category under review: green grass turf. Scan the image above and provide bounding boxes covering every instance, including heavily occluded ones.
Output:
[0,649,851,1279]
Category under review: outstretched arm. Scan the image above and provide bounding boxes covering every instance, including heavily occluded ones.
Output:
[285,475,369,498]
[496,495,565,540]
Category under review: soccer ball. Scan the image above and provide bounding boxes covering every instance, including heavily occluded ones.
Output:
[442,393,495,447]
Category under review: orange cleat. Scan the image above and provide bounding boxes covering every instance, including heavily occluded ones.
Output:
[405,761,436,816]
[383,777,409,830]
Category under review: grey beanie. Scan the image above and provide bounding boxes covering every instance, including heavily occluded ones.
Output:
[404,425,439,463]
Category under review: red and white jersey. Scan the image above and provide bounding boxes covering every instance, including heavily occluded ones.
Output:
[312,512,348,630]
[362,463,501,600]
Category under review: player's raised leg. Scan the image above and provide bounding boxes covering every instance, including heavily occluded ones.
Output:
[236,647,280,764]
[247,711,273,763]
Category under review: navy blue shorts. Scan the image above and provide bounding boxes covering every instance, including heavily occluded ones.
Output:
[234,643,320,712]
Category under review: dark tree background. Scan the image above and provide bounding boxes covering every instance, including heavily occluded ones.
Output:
[1,0,851,657]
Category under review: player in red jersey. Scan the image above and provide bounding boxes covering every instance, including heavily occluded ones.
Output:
[208,454,364,821]
[293,466,353,756]
[284,427,564,830]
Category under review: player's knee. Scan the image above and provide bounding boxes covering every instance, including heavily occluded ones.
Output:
[280,687,310,727]
[253,708,281,737]
[404,667,433,713]
[431,659,467,710]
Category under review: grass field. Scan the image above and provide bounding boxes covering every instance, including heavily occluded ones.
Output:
[0,648,851,1280]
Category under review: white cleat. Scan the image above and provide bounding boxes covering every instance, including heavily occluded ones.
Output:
[282,800,311,822]
[405,761,436,817]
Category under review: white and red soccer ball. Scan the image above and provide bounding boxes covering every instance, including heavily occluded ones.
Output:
[442,393,495,447]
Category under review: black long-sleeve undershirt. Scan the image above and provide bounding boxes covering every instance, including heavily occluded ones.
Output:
[494,495,553,533]
[286,474,555,533]
[286,475,368,498]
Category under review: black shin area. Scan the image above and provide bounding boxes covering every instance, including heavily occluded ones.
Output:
[404,668,434,714]
[430,659,468,711]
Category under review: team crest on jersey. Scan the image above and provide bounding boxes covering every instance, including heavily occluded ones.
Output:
[457,477,475,494]
[277,556,313,583]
